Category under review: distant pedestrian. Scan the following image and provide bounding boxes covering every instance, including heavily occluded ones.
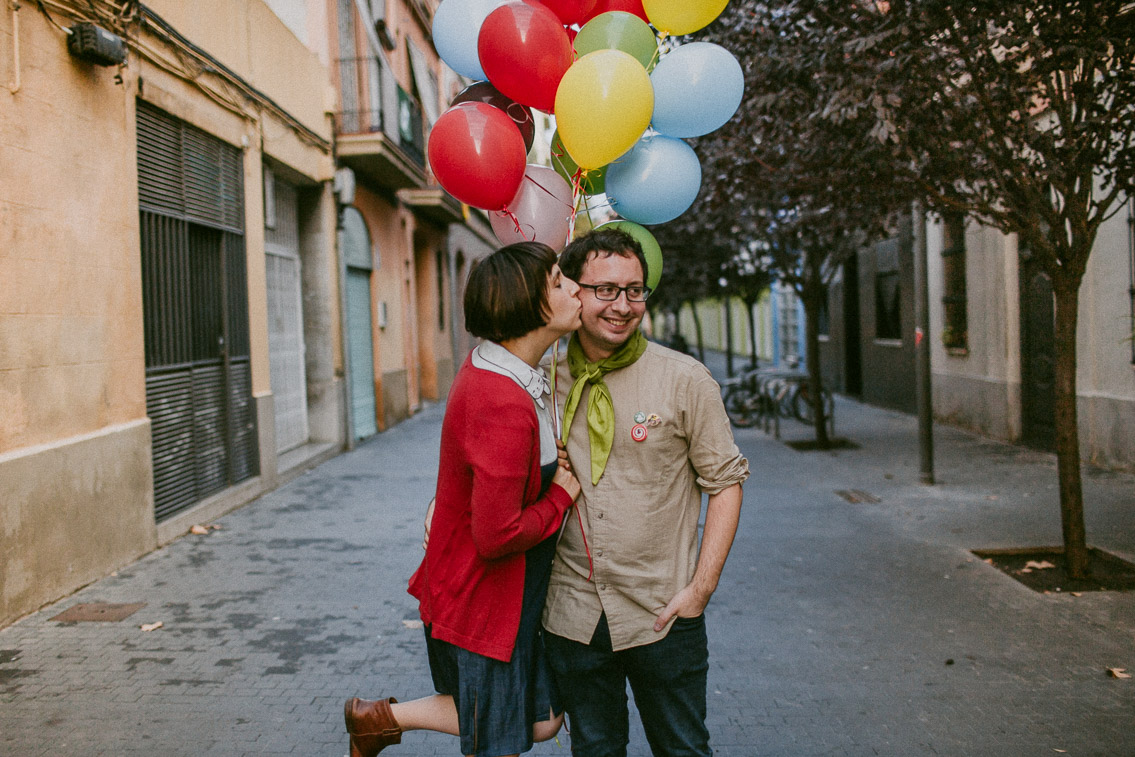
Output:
[344,242,583,757]
[543,228,749,757]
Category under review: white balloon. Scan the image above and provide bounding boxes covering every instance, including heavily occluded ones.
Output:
[433,0,508,80]
[651,42,744,138]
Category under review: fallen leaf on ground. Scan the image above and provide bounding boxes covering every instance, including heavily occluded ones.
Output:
[1054,749,1066,753]
[983,558,994,565]
[189,524,222,535]
[1107,668,1131,679]
[402,619,423,630]
[1024,560,1056,570]
[140,621,164,632]
[1071,592,1083,597]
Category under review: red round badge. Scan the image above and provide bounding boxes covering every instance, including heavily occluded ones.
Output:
[630,423,648,442]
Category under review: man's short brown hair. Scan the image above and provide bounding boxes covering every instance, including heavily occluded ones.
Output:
[464,242,557,343]
[558,228,648,285]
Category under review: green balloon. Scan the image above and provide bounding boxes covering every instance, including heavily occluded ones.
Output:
[598,220,663,290]
[551,130,607,195]
[574,11,659,72]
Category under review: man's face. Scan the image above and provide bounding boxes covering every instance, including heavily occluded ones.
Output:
[576,251,647,361]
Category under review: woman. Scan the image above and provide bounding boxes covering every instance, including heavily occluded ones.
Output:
[344,242,582,757]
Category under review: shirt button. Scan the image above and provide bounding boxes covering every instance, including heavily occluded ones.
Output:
[599,584,607,591]
[597,512,604,519]
[596,550,604,557]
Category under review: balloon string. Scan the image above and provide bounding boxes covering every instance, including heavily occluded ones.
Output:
[504,207,532,240]
[568,167,587,242]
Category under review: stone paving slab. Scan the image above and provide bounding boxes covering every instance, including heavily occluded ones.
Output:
[3,364,1134,756]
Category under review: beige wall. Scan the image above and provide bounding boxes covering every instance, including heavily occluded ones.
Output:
[1,1,340,625]
[0,10,146,453]
[147,0,333,142]
[927,205,1135,469]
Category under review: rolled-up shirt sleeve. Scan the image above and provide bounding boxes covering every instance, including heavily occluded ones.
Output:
[684,372,749,494]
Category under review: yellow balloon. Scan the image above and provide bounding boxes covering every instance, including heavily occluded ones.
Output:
[554,50,653,170]
[643,0,729,36]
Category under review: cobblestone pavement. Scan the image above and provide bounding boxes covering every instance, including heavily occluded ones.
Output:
[3,358,1134,756]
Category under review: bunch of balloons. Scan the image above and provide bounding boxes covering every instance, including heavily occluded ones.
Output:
[427,0,744,282]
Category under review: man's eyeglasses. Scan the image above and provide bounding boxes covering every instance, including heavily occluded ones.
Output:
[578,283,653,302]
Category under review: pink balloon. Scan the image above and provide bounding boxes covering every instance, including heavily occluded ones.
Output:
[490,165,575,251]
[478,2,574,112]
[427,102,527,211]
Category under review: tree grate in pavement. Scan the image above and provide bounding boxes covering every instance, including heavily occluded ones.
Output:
[834,489,881,504]
[49,603,146,622]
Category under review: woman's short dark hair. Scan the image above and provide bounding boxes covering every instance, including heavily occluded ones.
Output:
[559,228,648,285]
[464,242,558,342]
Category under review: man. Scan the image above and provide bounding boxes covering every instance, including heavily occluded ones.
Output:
[543,228,749,757]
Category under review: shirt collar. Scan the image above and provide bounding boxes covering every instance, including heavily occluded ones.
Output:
[471,341,550,407]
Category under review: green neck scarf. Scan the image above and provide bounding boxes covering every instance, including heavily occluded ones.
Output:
[562,330,648,485]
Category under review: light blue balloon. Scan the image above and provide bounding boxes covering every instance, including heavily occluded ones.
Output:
[605,135,702,225]
[650,42,744,138]
[433,0,505,81]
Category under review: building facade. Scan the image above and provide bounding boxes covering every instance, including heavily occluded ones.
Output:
[326,0,495,439]
[926,202,1135,470]
[2,0,503,627]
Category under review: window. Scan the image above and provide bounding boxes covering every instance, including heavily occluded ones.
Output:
[874,238,902,340]
[941,214,968,350]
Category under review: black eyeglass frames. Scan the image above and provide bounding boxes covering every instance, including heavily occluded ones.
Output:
[578,283,653,302]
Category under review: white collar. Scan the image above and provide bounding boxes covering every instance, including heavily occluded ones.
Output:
[471,341,550,408]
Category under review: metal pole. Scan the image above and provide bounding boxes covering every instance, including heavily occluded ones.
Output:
[912,201,935,484]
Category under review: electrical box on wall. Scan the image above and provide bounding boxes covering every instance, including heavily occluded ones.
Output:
[67,23,127,67]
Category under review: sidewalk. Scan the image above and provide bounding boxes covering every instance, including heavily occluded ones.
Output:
[2,356,1133,756]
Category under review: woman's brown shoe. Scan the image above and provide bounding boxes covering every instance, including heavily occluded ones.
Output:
[344,696,401,757]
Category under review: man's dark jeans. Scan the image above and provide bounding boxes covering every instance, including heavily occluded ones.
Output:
[545,613,711,757]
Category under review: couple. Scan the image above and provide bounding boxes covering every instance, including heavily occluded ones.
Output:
[345,229,749,757]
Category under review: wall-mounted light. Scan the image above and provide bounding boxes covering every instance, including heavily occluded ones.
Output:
[67,23,126,67]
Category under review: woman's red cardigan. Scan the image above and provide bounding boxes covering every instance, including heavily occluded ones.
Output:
[408,355,573,662]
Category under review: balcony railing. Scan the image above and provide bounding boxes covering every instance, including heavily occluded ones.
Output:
[335,56,425,168]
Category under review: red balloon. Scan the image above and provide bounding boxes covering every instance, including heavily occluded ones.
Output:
[427,102,527,211]
[583,0,647,23]
[478,2,574,112]
[450,81,536,154]
[536,0,599,25]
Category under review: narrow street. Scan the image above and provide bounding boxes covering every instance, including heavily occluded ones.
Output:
[3,365,1134,756]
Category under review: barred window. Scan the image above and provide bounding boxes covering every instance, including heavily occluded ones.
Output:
[941,214,968,350]
[874,237,902,340]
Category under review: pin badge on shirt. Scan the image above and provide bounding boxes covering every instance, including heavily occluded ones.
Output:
[633,411,646,424]
[631,423,648,442]
[646,413,662,427]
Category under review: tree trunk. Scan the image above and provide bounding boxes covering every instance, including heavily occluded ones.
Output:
[802,283,831,447]
[745,296,759,370]
[688,300,706,363]
[1052,276,1089,579]
[724,298,734,377]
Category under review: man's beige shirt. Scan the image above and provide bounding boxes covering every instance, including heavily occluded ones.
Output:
[542,341,749,651]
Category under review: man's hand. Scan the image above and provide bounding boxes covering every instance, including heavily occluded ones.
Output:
[422,497,436,551]
[653,583,712,632]
[653,483,743,632]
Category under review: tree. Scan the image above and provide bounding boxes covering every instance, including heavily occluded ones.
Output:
[760,0,1135,577]
[657,1,912,447]
[804,0,1135,578]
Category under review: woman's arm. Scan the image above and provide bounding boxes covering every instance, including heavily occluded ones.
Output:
[467,398,578,560]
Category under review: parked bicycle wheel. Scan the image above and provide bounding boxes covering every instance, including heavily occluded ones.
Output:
[723,384,760,427]
[792,383,834,424]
